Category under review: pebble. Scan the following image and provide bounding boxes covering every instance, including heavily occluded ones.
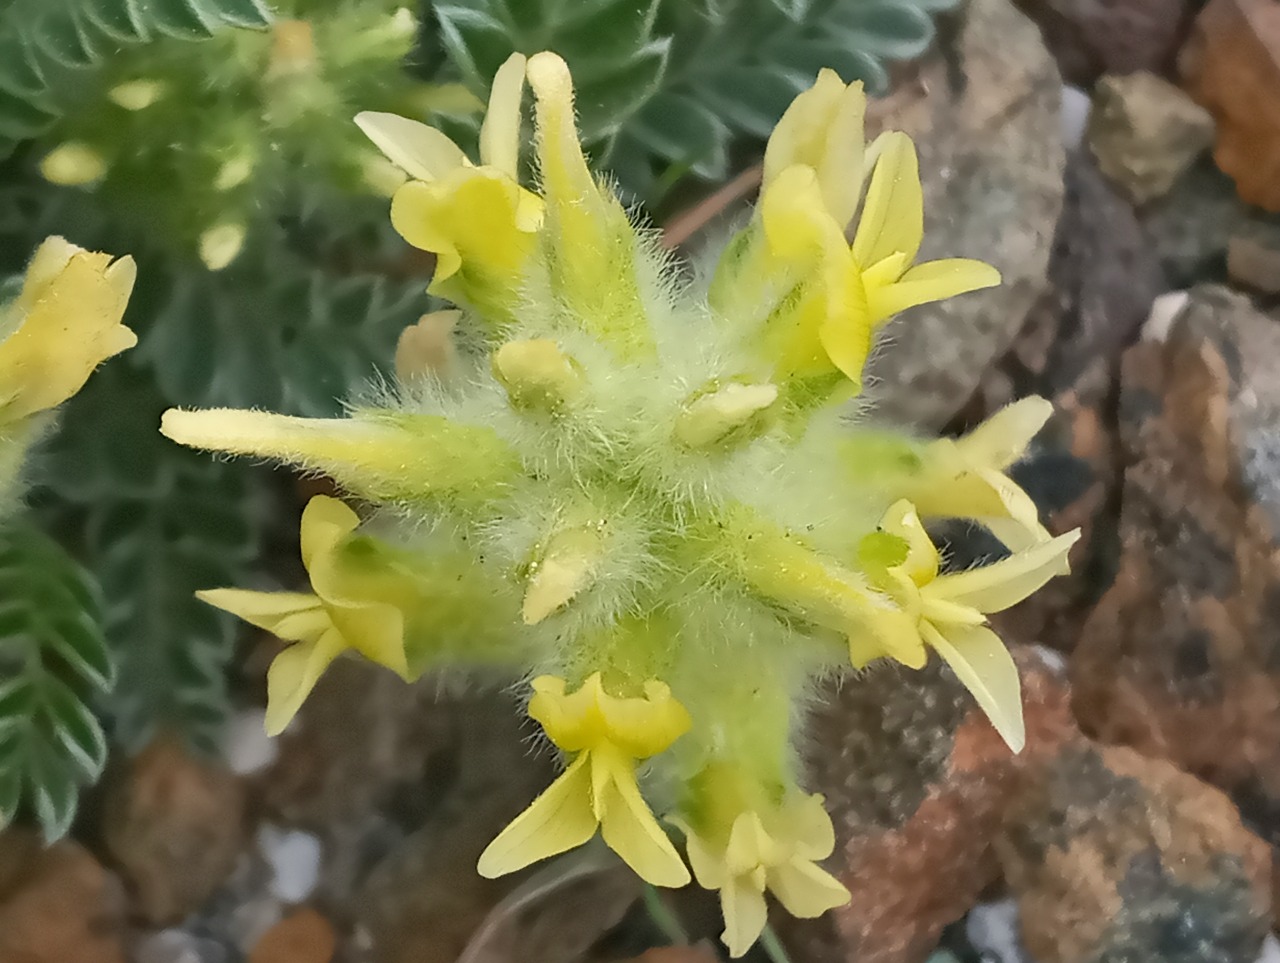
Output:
[257,826,323,904]
[222,709,279,776]
[1060,84,1092,149]
[966,899,1029,963]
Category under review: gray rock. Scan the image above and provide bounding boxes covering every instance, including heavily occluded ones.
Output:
[1227,209,1280,294]
[864,0,1065,431]
[967,898,1031,963]
[1140,157,1244,286]
[1087,71,1215,204]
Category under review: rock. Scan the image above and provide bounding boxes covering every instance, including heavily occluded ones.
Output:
[132,929,229,963]
[976,150,1166,653]
[779,646,1078,963]
[248,908,336,963]
[1181,0,1280,212]
[1227,212,1280,294]
[1070,285,1280,903]
[257,826,323,904]
[1060,84,1092,149]
[1013,0,1196,85]
[102,737,245,925]
[1087,72,1215,204]
[350,687,560,963]
[999,743,1271,963]
[0,829,127,963]
[220,708,279,776]
[862,0,1065,431]
[966,899,1030,963]
[1140,156,1245,286]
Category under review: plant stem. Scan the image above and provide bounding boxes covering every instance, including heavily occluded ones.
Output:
[642,883,690,946]
[760,922,793,963]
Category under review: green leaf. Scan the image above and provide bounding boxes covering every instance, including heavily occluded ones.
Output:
[0,519,114,841]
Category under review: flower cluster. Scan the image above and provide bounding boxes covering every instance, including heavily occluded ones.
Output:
[162,53,1076,956]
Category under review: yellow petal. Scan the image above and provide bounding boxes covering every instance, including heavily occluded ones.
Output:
[921,622,1024,752]
[595,752,691,887]
[721,876,768,959]
[264,627,348,736]
[868,257,1002,325]
[299,495,360,574]
[767,858,850,918]
[670,816,729,889]
[724,811,777,878]
[196,588,328,642]
[778,793,835,860]
[525,51,598,223]
[389,169,540,289]
[959,397,1053,470]
[929,530,1079,614]
[815,252,872,387]
[529,673,690,759]
[476,752,597,878]
[478,52,527,177]
[877,499,938,586]
[849,132,922,270]
[763,70,866,228]
[354,111,469,182]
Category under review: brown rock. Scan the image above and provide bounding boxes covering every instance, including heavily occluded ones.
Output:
[1181,0,1280,212]
[0,830,127,963]
[352,687,564,963]
[862,0,1065,431]
[249,907,337,963]
[102,736,245,924]
[780,646,1078,963]
[999,743,1271,963]
[1087,72,1215,204]
[1013,0,1196,85]
[1071,285,1280,895]
[975,149,1166,653]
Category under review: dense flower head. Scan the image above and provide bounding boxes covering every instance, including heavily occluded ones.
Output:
[162,52,1075,956]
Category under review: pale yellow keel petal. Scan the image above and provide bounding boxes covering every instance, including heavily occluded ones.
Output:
[930,530,1079,613]
[354,111,469,181]
[766,859,850,918]
[264,627,348,736]
[597,759,691,887]
[721,877,768,959]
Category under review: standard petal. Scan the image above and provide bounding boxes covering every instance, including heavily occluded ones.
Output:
[922,622,1025,752]
[476,753,597,878]
[597,759,691,887]
[721,876,768,959]
[767,858,850,918]
[929,530,1079,613]
[780,793,836,860]
[264,628,348,736]
[195,588,327,641]
[849,132,922,270]
[867,258,1001,323]
[354,111,469,181]
[478,52,527,177]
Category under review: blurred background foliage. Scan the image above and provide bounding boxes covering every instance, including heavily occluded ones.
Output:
[0,0,957,838]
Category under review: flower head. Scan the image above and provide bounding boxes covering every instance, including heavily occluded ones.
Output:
[674,781,848,958]
[198,495,407,735]
[356,52,542,315]
[0,236,136,423]
[478,672,692,887]
[862,500,1079,751]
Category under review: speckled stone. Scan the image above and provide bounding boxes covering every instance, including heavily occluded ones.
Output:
[861,0,1065,432]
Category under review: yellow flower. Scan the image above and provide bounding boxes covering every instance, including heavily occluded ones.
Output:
[198,495,407,736]
[902,397,1056,552]
[674,791,849,958]
[725,69,1000,390]
[0,236,136,423]
[864,500,1079,752]
[477,672,692,887]
[355,53,542,309]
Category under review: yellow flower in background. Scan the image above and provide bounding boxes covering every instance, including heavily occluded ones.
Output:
[674,791,849,958]
[904,397,1056,552]
[478,672,692,887]
[865,500,1079,752]
[0,236,136,423]
[198,495,408,736]
[356,52,542,305]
